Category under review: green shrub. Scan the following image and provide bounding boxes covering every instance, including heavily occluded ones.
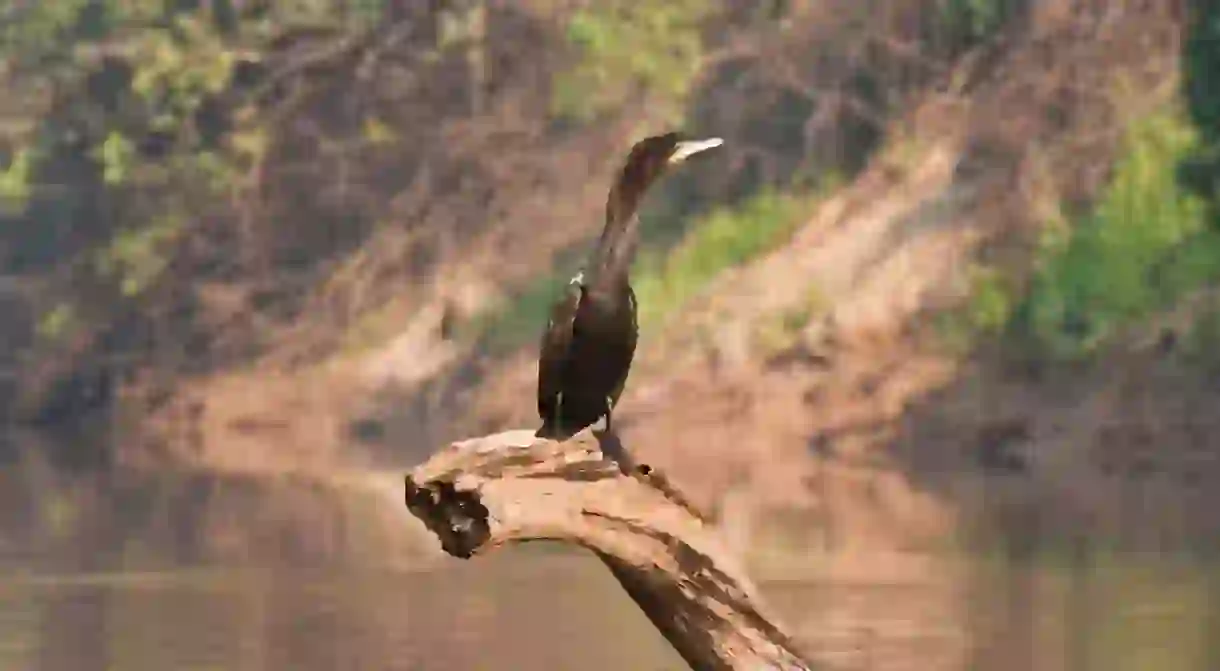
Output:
[552,0,714,123]
[933,0,1022,53]
[477,270,577,356]
[633,188,820,331]
[1183,0,1220,204]
[1185,0,1220,147]
[932,264,1018,355]
[1009,107,1219,359]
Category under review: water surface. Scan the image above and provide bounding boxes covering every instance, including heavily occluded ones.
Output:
[2,453,1219,670]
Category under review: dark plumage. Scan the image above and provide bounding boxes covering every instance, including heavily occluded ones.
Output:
[536,132,723,439]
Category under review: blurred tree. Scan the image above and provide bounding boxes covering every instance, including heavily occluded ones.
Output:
[551,0,715,124]
[1183,0,1220,205]
[0,0,497,436]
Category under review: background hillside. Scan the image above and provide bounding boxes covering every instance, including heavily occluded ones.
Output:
[9,3,1220,669]
[2,0,1217,561]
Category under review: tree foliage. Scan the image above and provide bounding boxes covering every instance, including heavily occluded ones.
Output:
[552,0,715,123]
[957,105,1220,362]
[2,0,1112,461]
[0,0,517,430]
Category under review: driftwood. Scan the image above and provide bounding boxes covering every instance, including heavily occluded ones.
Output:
[403,429,814,671]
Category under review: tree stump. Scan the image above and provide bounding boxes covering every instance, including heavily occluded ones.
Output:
[403,429,814,671]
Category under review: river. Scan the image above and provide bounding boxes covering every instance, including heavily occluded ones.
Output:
[2,441,1218,670]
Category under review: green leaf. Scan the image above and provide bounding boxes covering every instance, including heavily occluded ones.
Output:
[96,131,136,185]
[0,148,34,212]
[552,0,715,122]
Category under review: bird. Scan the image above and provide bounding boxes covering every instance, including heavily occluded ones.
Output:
[536,132,724,439]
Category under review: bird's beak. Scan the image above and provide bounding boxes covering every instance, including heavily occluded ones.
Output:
[669,137,724,164]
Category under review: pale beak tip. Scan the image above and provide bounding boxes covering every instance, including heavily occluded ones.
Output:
[670,137,725,163]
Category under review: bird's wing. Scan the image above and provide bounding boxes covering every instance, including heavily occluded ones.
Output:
[537,281,582,421]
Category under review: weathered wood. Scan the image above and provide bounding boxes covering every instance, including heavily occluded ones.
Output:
[403,429,814,671]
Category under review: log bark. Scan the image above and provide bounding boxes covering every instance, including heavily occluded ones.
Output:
[403,428,814,671]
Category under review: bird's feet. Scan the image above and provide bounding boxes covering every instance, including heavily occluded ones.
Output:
[534,419,554,438]
[535,422,577,441]
[602,397,617,436]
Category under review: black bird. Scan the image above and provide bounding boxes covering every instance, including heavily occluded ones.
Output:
[536,132,723,439]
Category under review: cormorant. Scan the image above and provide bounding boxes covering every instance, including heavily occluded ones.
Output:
[536,132,723,439]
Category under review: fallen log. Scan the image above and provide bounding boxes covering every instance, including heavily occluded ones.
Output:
[403,428,814,671]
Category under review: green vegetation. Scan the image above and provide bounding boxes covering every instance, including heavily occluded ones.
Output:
[632,188,822,331]
[3,0,1201,462]
[935,6,1220,364]
[933,0,1022,51]
[945,104,1220,361]
[0,1,522,436]
[934,264,1019,354]
[1184,0,1220,198]
[1012,107,1218,358]
[476,187,825,354]
[4,4,275,301]
[0,2,1029,407]
[36,303,82,343]
[476,270,576,355]
[552,0,715,123]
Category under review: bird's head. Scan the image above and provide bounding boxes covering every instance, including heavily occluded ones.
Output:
[617,133,724,193]
[588,132,724,287]
[607,133,723,228]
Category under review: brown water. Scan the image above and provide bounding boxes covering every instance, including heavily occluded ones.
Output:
[2,457,1220,670]
[5,546,1220,670]
[0,555,690,671]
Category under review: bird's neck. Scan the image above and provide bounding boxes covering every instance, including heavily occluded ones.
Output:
[585,177,646,294]
[585,225,638,296]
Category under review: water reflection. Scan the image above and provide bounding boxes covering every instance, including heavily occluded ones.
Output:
[4,551,1218,671]
[2,559,686,671]
[2,460,1220,670]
